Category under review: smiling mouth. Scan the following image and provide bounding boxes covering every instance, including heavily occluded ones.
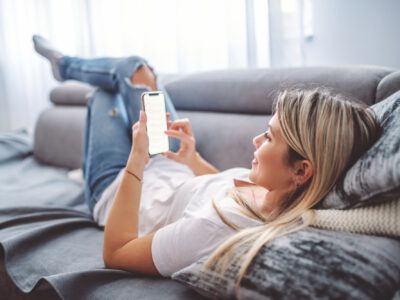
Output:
[252,158,258,165]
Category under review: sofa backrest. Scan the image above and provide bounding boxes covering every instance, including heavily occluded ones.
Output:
[34,66,400,170]
[163,66,399,113]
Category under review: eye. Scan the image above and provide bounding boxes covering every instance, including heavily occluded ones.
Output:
[263,131,271,140]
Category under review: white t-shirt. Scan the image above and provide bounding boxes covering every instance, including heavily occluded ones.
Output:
[94,155,196,235]
[94,155,263,277]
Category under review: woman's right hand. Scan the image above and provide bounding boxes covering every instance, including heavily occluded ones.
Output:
[161,116,198,167]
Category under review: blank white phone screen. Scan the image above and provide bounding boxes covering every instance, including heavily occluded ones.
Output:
[143,92,169,155]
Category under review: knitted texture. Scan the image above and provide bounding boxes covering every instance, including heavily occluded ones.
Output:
[312,198,399,237]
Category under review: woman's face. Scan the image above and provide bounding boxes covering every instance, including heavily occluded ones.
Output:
[249,114,294,191]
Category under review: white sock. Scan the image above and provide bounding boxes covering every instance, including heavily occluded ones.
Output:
[32,35,64,81]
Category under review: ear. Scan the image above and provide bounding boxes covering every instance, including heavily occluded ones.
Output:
[292,160,313,186]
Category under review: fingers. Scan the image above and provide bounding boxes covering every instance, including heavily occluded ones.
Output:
[168,118,193,135]
[130,110,149,159]
[164,129,195,144]
[139,110,147,125]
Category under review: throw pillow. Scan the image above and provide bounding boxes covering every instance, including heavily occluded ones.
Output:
[172,228,400,300]
[317,90,400,209]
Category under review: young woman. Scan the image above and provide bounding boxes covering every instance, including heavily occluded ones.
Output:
[33,35,380,293]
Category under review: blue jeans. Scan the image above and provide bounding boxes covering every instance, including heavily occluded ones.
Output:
[59,55,180,213]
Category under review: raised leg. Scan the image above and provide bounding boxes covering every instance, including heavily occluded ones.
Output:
[83,65,180,213]
[83,90,131,213]
[59,55,146,93]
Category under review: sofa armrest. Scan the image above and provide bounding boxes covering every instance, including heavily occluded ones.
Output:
[33,107,87,169]
[50,81,94,106]
[377,70,400,102]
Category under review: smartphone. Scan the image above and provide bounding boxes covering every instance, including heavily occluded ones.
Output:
[141,91,169,155]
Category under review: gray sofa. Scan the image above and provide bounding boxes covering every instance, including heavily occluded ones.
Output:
[33,65,400,171]
[1,66,399,299]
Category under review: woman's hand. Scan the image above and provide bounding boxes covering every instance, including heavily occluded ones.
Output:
[129,110,149,166]
[162,115,198,167]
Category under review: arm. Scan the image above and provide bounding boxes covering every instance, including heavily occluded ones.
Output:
[162,117,220,176]
[103,111,160,275]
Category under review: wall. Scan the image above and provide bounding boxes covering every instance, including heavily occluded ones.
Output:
[304,0,400,69]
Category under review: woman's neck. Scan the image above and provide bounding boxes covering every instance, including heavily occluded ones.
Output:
[255,186,294,218]
[235,184,294,220]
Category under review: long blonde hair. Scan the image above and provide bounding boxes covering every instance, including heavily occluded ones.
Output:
[202,88,381,297]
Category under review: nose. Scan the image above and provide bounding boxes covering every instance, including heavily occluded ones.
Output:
[253,134,262,149]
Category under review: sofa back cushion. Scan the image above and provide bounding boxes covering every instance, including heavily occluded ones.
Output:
[163,66,396,114]
[37,66,400,171]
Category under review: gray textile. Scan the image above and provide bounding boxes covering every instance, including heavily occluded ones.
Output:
[172,228,400,300]
[318,91,400,209]
[0,130,205,300]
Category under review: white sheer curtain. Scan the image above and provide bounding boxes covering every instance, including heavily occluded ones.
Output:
[0,0,309,133]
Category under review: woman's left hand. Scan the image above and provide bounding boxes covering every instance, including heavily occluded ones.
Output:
[130,110,149,165]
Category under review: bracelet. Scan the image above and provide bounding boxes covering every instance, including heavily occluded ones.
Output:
[125,169,142,182]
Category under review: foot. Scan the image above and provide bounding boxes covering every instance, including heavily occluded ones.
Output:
[32,35,64,81]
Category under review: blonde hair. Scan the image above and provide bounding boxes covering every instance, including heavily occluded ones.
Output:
[202,88,381,297]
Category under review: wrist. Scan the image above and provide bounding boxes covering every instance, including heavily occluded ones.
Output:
[188,151,202,169]
[127,152,147,174]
